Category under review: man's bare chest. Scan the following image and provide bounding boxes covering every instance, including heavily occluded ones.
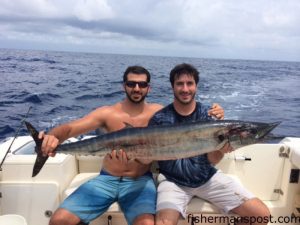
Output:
[105,114,150,132]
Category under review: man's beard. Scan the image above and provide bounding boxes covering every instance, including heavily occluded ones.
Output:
[126,91,147,104]
[174,92,196,105]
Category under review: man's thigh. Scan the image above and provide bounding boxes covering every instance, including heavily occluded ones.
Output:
[118,175,156,225]
[59,174,119,224]
[191,171,255,214]
[156,179,193,218]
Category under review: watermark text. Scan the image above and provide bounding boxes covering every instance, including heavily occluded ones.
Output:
[187,213,300,224]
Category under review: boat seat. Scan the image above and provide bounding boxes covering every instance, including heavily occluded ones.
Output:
[63,172,242,215]
[0,214,27,225]
[282,137,300,168]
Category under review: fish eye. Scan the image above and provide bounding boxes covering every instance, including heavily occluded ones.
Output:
[218,134,225,142]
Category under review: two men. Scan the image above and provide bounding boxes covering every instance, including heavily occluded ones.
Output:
[150,63,270,225]
[40,65,224,225]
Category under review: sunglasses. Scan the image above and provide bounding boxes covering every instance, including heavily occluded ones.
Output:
[125,81,149,88]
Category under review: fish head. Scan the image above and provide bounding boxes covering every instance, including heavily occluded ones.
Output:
[216,121,281,149]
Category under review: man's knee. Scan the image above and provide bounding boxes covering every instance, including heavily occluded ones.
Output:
[49,208,81,225]
[232,198,270,225]
[155,209,180,225]
[133,213,155,225]
[256,202,271,218]
[245,198,270,217]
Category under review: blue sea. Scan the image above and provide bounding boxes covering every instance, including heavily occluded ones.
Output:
[0,48,299,140]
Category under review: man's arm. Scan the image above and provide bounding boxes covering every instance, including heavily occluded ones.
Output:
[206,102,229,164]
[207,142,233,165]
[39,106,110,156]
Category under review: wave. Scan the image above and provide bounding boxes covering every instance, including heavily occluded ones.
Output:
[75,94,100,100]
[0,125,15,136]
[25,93,62,104]
[22,57,56,64]
[0,56,57,64]
[102,91,124,98]
[75,91,123,100]
[0,100,17,106]
[24,94,42,103]
[47,105,84,114]
[0,56,15,61]
[48,66,68,72]
[4,92,62,105]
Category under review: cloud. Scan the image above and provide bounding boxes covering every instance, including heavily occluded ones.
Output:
[0,0,114,20]
[73,0,114,21]
[0,0,299,61]
[0,0,60,18]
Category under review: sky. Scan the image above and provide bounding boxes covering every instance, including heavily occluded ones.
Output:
[0,0,300,62]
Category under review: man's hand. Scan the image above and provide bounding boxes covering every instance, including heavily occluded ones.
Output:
[208,103,224,120]
[108,150,152,165]
[108,149,129,164]
[135,158,152,165]
[208,143,233,164]
[219,142,234,154]
[38,131,59,157]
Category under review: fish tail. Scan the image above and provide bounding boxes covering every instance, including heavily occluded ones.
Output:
[25,121,49,177]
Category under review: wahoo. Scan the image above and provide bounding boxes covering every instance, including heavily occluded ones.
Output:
[25,120,280,177]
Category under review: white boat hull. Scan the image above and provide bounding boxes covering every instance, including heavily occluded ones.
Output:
[1,136,300,225]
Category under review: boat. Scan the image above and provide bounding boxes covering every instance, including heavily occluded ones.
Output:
[0,135,300,225]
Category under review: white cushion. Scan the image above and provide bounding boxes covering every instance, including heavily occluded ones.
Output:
[0,214,27,225]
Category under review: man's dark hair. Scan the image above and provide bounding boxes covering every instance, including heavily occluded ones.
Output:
[123,66,151,83]
[169,63,199,87]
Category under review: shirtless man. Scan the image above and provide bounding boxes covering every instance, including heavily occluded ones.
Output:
[40,65,224,225]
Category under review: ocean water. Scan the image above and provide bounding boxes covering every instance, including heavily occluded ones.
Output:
[0,48,299,140]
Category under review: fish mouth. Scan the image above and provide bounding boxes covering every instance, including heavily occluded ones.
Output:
[225,120,281,147]
[256,121,281,139]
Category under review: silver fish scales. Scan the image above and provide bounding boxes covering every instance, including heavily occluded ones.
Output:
[25,120,279,177]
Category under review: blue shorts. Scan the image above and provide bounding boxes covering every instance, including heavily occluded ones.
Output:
[60,170,156,225]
